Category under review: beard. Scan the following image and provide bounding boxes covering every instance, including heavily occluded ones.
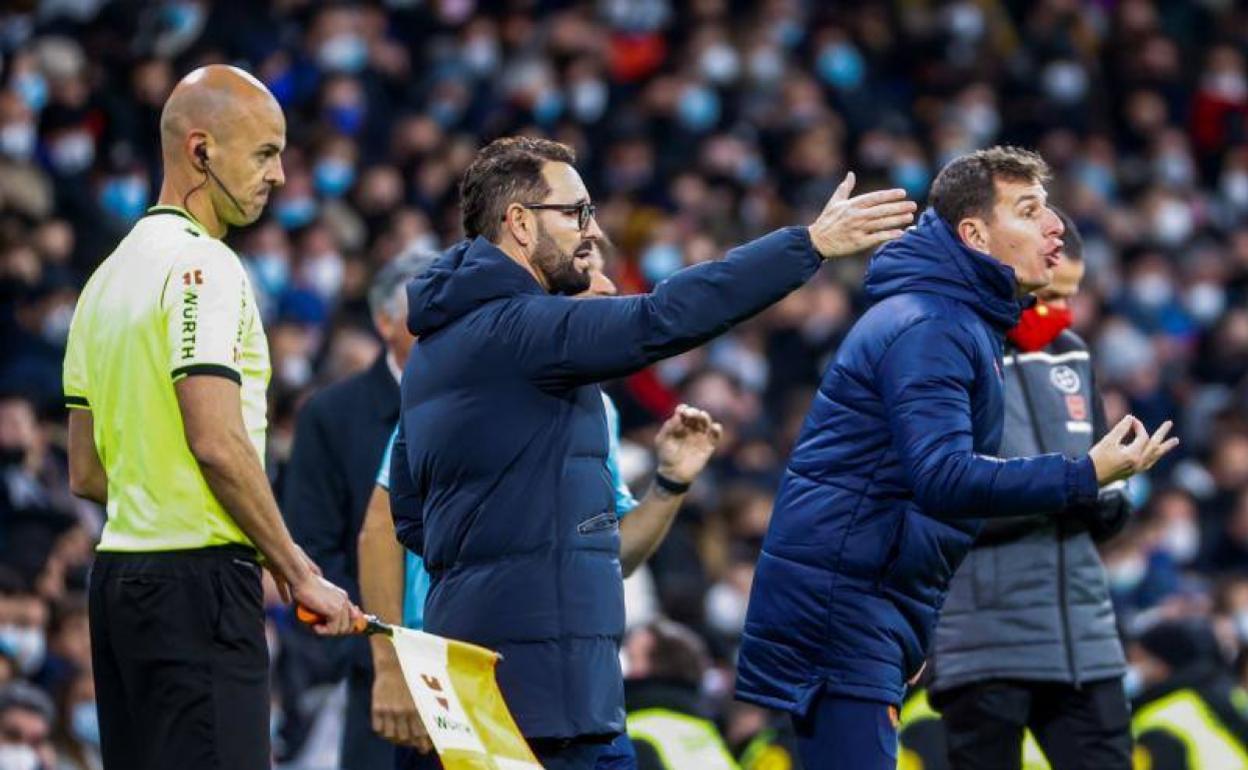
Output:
[532,222,593,296]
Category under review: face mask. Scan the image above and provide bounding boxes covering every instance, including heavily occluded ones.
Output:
[1152,199,1193,246]
[570,79,608,124]
[0,624,46,675]
[164,1,204,38]
[1122,665,1144,700]
[641,242,683,285]
[1130,273,1174,308]
[41,302,74,346]
[1233,610,1248,642]
[318,33,368,74]
[1184,282,1226,326]
[1007,302,1073,352]
[1043,60,1088,104]
[71,701,99,747]
[325,104,365,137]
[250,252,290,297]
[429,97,464,128]
[1107,556,1146,594]
[1076,161,1117,200]
[890,160,931,199]
[532,89,564,126]
[462,36,499,75]
[313,159,356,198]
[99,175,150,223]
[748,47,785,86]
[961,102,1000,144]
[48,131,95,175]
[816,43,865,91]
[1161,520,1200,564]
[676,85,720,133]
[13,71,47,113]
[1154,153,1194,188]
[705,581,748,636]
[0,744,40,770]
[699,43,740,85]
[1222,171,1248,209]
[1206,72,1248,102]
[278,355,312,389]
[947,1,986,40]
[0,123,36,162]
[274,197,317,230]
[304,252,344,299]
[736,154,765,185]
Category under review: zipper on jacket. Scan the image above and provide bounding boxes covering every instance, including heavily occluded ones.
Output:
[1011,348,1080,686]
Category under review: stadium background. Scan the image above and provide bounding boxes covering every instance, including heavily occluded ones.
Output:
[1,0,1247,767]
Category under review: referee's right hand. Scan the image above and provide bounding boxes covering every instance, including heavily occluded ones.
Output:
[293,575,362,635]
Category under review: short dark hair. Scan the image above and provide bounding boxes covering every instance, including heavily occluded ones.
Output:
[1051,206,1083,262]
[637,619,709,687]
[0,682,55,726]
[929,146,1051,227]
[459,137,577,241]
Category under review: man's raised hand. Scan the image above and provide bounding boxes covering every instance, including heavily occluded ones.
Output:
[1089,416,1180,486]
[808,172,917,259]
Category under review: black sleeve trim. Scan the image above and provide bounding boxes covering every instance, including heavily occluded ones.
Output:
[65,395,90,409]
[171,364,242,384]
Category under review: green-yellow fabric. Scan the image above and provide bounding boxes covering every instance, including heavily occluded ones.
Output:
[63,206,269,552]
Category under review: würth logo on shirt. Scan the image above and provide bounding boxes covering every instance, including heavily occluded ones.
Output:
[180,271,201,360]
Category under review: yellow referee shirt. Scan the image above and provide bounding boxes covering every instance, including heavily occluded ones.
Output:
[63,205,270,552]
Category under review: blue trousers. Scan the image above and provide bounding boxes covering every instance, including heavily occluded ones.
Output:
[792,694,898,770]
[594,732,637,769]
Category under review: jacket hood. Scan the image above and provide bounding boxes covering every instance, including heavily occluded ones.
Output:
[406,236,544,337]
[864,208,1023,331]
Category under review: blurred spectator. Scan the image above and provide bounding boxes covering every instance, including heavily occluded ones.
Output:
[622,619,739,770]
[51,669,98,770]
[0,681,57,770]
[1127,620,1248,769]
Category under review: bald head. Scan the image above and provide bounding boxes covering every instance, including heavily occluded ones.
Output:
[158,65,286,233]
[160,65,282,160]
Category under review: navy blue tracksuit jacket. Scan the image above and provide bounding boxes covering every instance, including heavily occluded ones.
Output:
[391,228,821,740]
[736,209,1101,714]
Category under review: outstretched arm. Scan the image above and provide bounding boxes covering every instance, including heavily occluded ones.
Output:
[878,320,1177,519]
[504,179,915,388]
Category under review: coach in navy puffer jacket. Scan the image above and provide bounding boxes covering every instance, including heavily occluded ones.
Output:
[736,204,1103,715]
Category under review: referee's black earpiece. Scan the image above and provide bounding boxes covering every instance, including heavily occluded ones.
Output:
[195,145,208,170]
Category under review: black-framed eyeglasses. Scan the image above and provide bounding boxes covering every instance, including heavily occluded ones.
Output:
[519,201,597,232]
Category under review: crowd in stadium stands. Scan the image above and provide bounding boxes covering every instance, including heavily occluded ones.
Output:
[2,0,1248,767]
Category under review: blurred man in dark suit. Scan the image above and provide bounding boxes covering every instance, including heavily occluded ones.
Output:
[282,249,435,770]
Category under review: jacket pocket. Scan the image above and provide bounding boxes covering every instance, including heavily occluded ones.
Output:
[971,547,998,608]
[577,510,618,535]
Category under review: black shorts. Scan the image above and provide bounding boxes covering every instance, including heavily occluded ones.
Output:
[89,545,270,770]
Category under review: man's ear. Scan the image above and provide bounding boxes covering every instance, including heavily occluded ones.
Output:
[957,217,989,253]
[503,204,533,250]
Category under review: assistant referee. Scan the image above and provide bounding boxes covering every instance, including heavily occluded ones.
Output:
[63,65,360,770]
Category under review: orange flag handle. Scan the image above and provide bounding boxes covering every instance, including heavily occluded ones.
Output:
[295,605,392,637]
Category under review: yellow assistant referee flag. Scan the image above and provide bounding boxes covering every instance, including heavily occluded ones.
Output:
[388,626,542,770]
[297,608,542,770]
